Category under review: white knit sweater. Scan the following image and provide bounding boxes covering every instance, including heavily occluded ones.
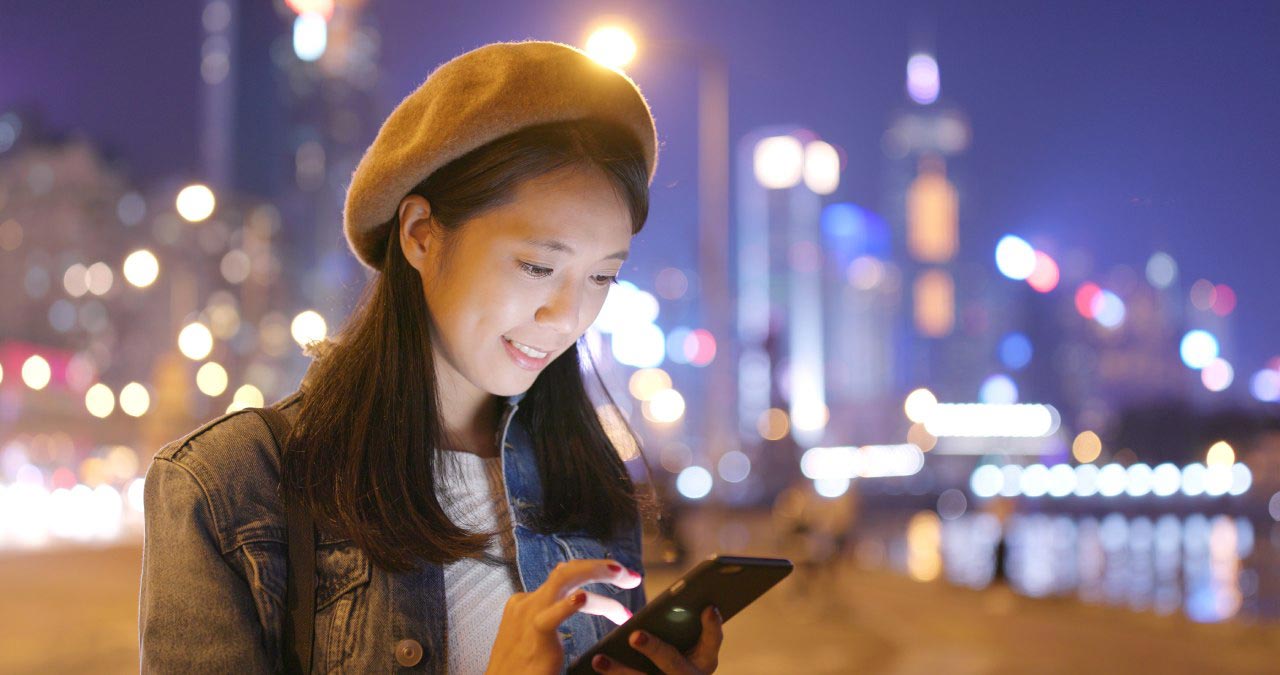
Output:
[436,450,522,675]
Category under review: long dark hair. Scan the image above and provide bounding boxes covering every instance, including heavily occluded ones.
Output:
[284,119,653,572]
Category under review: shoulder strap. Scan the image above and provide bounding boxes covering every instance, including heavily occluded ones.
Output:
[252,405,316,675]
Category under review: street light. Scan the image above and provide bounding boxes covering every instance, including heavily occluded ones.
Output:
[584,25,637,69]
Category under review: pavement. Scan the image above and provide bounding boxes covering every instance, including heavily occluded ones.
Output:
[2,510,1278,673]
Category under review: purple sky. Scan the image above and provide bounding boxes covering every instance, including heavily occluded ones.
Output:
[3,0,1277,395]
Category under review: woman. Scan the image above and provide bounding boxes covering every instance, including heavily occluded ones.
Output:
[139,41,724,674]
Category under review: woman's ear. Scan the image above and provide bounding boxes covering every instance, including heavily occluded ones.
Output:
[397,194,435,273]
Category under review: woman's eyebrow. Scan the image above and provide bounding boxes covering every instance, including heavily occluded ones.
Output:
[522,237,629,261]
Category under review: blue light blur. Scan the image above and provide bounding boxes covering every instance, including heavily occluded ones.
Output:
[821,202,890,267]
[998,332,1033,370]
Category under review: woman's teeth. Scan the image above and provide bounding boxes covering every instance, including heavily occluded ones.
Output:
[505,337,548,358]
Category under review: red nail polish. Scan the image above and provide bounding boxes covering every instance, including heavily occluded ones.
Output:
[632,630,649,646]
[594,654,612,670]
[607,563,622,573]
[572,591,587,605]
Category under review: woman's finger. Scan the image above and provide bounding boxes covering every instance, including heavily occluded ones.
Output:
[531,588,589,632]
[591,653,647,674]
[624,629,697,675]
[579,590,634,626]
[538,559,642,601]
[686,605,724,672]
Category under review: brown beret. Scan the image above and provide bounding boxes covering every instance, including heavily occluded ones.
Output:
[342,40,659,271]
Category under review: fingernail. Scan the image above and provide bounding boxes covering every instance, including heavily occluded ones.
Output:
[631,630,649,647]
[594,654,612,670]
[572,591,587,605]
[607,563,623,573]
[712,606,723,622]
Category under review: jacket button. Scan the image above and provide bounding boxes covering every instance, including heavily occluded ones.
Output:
[395,638,423,667]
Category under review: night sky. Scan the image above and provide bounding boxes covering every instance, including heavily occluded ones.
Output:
[3,0,1278,391]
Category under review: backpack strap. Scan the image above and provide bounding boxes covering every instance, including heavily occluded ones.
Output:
[252,405,315,675]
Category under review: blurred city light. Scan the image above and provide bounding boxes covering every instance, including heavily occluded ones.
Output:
[596,404,639,461]
[285,0,334,19]
[118,382,150,417]
[802,140,840,195]
[196,362,229,397]
[675,466,712,499]
[814,478,851,498]
[1074,282,1101,319]
[1152,463,1181,497]
[628,368,672,401]
[1201,358,1234,392]
[906,53,940,104]
[63,263,88,297]
[122,249,160,288]
[1212,284,1236,317]
[922,403,1059,438]
[85,262,113,296]
[1206,440,1235,467]
[84,383,115,419]
[994,235,1035,280]
[290,310,327,349]
[1026,251,1060,293]
[1145,251,1178,289]
[1189,279,1216,311]
[1091,290,1126,329]
[999,332,1033,370]
[1125,463,1154,497]
[584,25,637,69]
[22,354,51,390]
[612,321,666,368]
[978,374,1018,404]
[175,184,215,222]
[292,13,327,62]
[1251,368,1280,402]
[227,384,264,413]
[178,322,214,360]
[903,387,937,423]
[1181,463,1207,496]
[753,135,804,189]
[799,444,924,480]
[756,408,789,441]
[1180,330,1220,369]
[1072,430,1102,463]
[717,450,752,483]
[642,388,685,424]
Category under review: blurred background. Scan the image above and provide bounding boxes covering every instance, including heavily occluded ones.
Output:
[2,0,1279,672]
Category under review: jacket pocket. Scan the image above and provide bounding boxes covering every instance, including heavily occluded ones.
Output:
[314,536,374,671]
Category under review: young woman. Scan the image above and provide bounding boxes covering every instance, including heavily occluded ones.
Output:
[139,42,724,674]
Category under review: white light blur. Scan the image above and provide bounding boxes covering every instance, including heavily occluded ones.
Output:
[127,477,146,513]
[903,388,938,423]
[906,53,940,105]
[86,262,114,296]
[123,250,160,287]
[676,466,712,499]
[119,382,150,417]
[292,13,327,62]
[22,354,52,390]
[1020,464,1049,498]
[1201,358,1234,392]
[970,464,1002,498]
[753,135,805,190]
[227,384,265,413]
[1125,463,1154,497]
[178,322,214,360]
[62,263,88,297]
[1229,464,1252,496]
[999,465,1023,497]
[1151,463,1181,497]
[1097,463,1127,497]
[1047,463,1076,497]
[1091,290,1126,329]
[1250,369,1280,402]
[196,361,229,397]
[922,403,1058,438]
[1074,464,1100,497]
[611,322,666,368]
[85,383,115,418]
[1181,463,1207,497]
[1179,330,1219,370]
[814,478,850,498]
[1145,252,1178,289]
[594,281,659,334]
[642,388,685,424]
[803,140,840,195]
[717,451,752,483]
[1204,464,1232,496]
[978,374,1018,404]
[584,26,637,69]
[994,235,1036,281]
[290,310,327,349]
[800,444,924,480]
[1269,492,1280,522]
[175,184,216,222]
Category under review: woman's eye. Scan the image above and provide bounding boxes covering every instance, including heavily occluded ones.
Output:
[519,262,553,278]
[592,274,619,286]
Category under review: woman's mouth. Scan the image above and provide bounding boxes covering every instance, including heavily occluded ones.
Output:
[502,336,552,370]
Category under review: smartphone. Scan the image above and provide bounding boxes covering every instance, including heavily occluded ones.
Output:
[567,554,793,675]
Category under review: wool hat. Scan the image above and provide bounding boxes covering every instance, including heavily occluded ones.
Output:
[342,40,659,271]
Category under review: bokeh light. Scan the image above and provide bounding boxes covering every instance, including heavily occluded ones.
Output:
[122,250,160,288]
[22,354,52,390]
[994,235,1035,280]
[642,388,685,424]
[628,368,672,401]
[803,140,840,195]
[175,184,216,222]
[756,408,789,441]
[196,362,229,397]
[1180,330,1220,369]
[178,322,214,360]
[227,384,264,413]
[903,388,937,423]
[584,25,637,69]
[753,135,804,189]
[118,382,150,417]
[979,374,1018,404]
[1145,252,1178,289]
[1201,358,1234,392]
[1091,290,1126,328]
[84,383,115,418]
[290,310,327,349]
[676,466,712,499]
[1250,369,1280,402]
[999,332,1033,370]
[906,53,940,104]
[1206,441,1235,467]
[1072,430,1102,463]
[1026,251,1060,293]
[717,451,752,483]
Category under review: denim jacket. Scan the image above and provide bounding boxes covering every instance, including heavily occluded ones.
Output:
[138,384,646,673]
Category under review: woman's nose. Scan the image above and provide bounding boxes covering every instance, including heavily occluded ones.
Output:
[534,281,582,334]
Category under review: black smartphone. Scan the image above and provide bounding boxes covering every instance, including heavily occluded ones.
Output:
[567,554,793,675]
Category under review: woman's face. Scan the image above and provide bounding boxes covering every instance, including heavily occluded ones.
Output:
[399,167,634,404]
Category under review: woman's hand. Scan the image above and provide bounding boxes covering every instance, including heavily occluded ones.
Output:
[485,559,643,675]
[590,605,723,674]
